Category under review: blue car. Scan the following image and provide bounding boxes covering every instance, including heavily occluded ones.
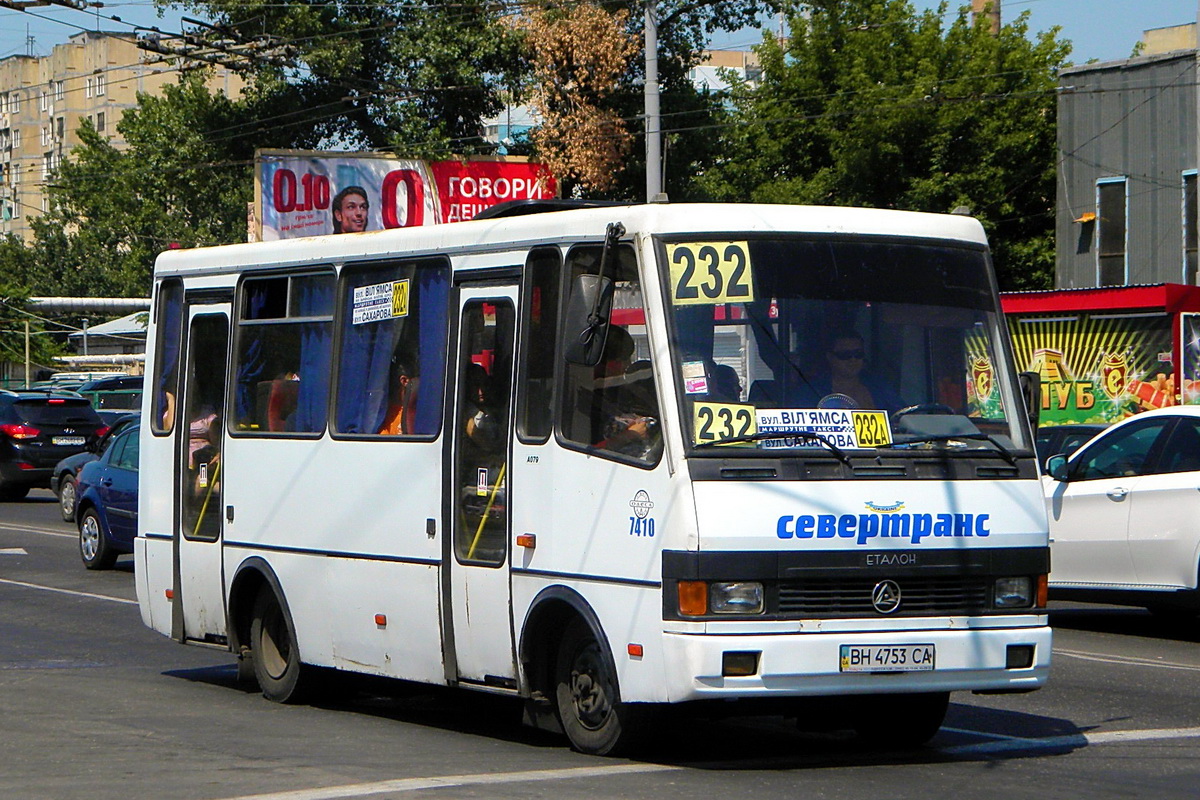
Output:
[75,423,140,570]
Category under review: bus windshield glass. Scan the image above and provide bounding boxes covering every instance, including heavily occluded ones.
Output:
[658,235,1028,456]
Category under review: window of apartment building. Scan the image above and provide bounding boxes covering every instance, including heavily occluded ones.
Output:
[1184,171,1197,285]
[85,78,93,98]
[10,92,20,113]
[95,74,106,96]
[55,117,63,139]
[40,127,48,147]
[42,153,51,179]
[13,128,20,148]
[1097,177,1128,286]
[39,90,48,112]
[96,111,105,134]
[0,95,7,115]
[53,81,64,102]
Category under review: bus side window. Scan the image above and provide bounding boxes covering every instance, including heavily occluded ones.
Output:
[516,247,562,443]
[231,273,334,436]
[151,279,183,435]
[558,244,662,464]
[334,259,450,438]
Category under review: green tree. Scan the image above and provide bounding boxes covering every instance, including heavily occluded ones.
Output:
[0,277,67,382]
[162,0,525,156]
[697,0,1070,290]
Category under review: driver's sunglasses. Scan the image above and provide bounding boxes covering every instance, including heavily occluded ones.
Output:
[831,350,865,360]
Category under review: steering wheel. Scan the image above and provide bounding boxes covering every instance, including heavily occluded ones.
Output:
[894,403,955,418]
[818,393,858,410]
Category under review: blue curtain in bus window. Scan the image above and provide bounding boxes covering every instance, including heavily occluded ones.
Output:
[337,288,394,434]
[291,278,334,431]
[234,283,271,423]
[412,267,450,434]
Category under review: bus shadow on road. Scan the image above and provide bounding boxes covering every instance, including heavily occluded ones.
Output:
[163,663,1089,768]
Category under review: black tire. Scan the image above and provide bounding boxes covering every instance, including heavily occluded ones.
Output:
[554,618,648,756]
[0,483,30,502]
[249,586,311,703]
[78,508,117,570]
[58,475,78,522]
[851,691,949,747]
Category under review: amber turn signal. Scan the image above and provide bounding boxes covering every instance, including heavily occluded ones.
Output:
[678,581,707,616]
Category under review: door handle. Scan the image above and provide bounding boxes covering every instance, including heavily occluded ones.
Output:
[1106,487,1128,500]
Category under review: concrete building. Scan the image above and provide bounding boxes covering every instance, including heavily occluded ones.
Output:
[0,31,243,242]
[1055,43,1197,289]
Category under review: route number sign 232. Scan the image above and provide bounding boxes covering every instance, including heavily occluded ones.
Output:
[667,242,756,306]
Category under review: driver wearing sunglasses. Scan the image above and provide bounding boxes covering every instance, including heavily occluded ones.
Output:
[817,331,903,411]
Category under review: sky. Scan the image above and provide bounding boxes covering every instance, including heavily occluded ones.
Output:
[0,0,1198,69]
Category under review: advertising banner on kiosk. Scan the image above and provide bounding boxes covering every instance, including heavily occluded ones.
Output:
[1008,313,1176,425]
[254,150,557,241]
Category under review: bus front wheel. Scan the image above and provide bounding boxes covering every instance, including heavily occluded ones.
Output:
[554,619,646,756]
[249,586,309,704]
[851,691,949,747]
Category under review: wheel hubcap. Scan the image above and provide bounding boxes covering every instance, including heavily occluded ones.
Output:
[61,482,75,517]
[258,602,290,680]
[569,642,612,730]
[80,516,99,560]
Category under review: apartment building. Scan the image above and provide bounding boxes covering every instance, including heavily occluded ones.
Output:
[0,30,243,242]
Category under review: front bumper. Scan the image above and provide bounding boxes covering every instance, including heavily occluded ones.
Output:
[660,621,1051,702]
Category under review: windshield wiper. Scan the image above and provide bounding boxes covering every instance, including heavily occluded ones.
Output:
[887,433,1018,466]
[694,430,852,465]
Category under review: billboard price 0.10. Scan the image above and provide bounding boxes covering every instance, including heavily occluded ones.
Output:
[255,150,557,241]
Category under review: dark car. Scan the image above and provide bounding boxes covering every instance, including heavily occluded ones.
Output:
[1034,423,1107,471]
[78,373,143,412]
[0,390,108,501]
[51,413,139,522]
[76,423,140,570]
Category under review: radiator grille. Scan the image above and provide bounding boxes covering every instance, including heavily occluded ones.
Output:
[777,576,990,616]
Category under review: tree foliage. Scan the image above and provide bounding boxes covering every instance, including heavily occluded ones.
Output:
[698,0,1070,290]
[514,3,640,193]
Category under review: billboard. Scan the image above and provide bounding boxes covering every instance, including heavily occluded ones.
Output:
[1008,312,1176,425]
[254,150,557,241]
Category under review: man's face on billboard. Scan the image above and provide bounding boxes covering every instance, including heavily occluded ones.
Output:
[335,192,369,233]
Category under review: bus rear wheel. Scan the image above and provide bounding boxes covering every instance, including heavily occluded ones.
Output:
[554,619,645,756]
[249,586,310,703]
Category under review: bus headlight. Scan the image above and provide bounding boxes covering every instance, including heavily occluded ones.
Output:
[710,582,764,615]
[993,577,1033,609]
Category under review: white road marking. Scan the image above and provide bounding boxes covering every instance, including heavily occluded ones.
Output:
[943,725,1200,755]
[0,576,137,605]
[1056,648,1200,672]
[0,547,29,555]
[0,522,75,539]
[219,764,681,800]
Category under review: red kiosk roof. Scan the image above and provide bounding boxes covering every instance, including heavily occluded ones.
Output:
[1000,283,1200,315]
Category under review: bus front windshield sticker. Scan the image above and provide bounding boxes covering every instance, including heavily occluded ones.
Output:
[667,241,755,306]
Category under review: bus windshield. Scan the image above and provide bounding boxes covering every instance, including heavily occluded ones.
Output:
[658,235,1029,456]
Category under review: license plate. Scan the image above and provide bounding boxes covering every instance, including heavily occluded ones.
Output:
[52,436,86,446]
[840,644,935,673]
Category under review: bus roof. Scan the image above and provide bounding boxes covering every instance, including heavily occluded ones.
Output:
[154,203,989,277]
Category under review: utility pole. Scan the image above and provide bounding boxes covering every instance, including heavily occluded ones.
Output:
[644,0,663,202]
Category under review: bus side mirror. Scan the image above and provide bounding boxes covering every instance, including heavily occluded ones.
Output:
[563,274,614,367]
[1045,454,1069,482]
[1019,371,1041,430]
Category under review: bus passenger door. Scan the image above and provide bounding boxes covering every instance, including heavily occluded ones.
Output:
[176,306,230,642]
[448,287,517,686]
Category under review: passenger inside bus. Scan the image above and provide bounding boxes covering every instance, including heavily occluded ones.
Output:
[266,369,300,432]
[378,358,419,435]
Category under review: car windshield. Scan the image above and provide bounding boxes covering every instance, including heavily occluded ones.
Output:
[658,235,1029,456]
